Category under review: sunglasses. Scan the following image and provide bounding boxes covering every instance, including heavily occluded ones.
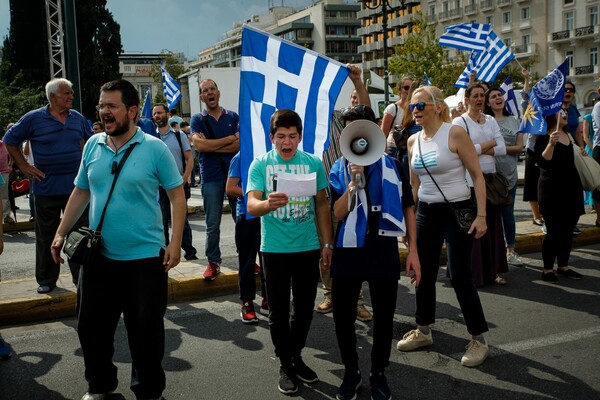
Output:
[402,85,411,91]
[408,102,434,112]
[565,88,575,93]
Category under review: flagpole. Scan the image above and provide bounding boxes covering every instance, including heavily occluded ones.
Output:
[512,58,524,70]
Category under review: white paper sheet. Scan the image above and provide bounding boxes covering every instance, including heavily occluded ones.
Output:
[276,171,317,197]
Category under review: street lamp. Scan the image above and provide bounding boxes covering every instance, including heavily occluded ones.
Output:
[358,0,407,105]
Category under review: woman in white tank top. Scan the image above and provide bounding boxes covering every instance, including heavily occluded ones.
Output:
[397,85,491,368]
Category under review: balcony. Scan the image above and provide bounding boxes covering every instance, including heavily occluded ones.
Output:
[480,0,494,11]
[438,10,449,21]
[449,7,462,19]
[465,3,478,15]
[551,29,570,41]
[575,25,596,38]
[497,0,511,6]
[574,64,597,76]
[520,19,531,29]
[512,42,537,57]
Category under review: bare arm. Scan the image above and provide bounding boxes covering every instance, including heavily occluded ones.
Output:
[505,132,524,155]
[315,189,333,269]
[403,205,420,285]
[192,132,239,153]
[226,176,243,198]
[583,120,593,149]
[5,144,45,182]
[164,185,186,271]
[348,64,370,107]
[50,188,91,264]
[407,135,420,204]
[449,125,487,239]
[247,190,289,217]
[182,150,194,183]
[381,110,396,135]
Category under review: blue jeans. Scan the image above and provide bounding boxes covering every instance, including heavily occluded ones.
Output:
[202,180,236,263]
[500,184,518,248]
[415,201,488,336]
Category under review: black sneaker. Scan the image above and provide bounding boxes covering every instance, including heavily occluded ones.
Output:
[293,357,319,383]
[541,271,559,283]
[369,372,391,400]
[336,369,361,400]
[278,366,298,395]
[557,268,583,279]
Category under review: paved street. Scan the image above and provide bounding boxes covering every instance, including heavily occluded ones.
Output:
[1,244,599,400]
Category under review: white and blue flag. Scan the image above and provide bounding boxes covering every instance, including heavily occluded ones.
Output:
[455,51,478,88]
[472,30,515,83]
[440,23,491,52]
[141,89,153,119]
[160,62,182,111]
[499,76,520,117]
[239,25,349,192]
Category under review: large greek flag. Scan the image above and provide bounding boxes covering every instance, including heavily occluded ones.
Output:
[160,62,182,111]
[239,25,349,192]
[472,30,515,83]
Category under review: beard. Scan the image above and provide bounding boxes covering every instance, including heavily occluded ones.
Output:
[105,117,130,137]
[154,115,168,128]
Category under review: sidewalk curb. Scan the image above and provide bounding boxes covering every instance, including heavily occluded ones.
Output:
[1,228,599,327]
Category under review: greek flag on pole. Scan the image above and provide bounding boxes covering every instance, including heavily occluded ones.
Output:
[499,76,520,117]
[455,51,478,88]
[424,72,432,86]
[439,23,491,52]
[160,62,182,111]
[141,89,153,119]
[472,30,515,83]
[239,25,349,193]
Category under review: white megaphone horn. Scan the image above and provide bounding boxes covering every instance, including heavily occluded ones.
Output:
[340,120,386,187]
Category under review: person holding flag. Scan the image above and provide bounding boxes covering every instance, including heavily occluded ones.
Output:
[534,111,585,282]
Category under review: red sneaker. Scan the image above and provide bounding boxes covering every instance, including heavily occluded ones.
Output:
[203,262,220,281]
[260,299,269,316]
[254,263,261,275]
[241,301,258,324]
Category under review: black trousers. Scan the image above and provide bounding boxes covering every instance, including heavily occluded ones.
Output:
[77,253,167,399]
[158,187,196,258]
[235,214,266,302]
[34,194,87,287]
[333,276,398,373]
[262,250,320,364]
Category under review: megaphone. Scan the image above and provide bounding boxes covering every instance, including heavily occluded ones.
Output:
[340,119,386,167]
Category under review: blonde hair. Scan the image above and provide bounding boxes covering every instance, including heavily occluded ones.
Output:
[412,86,451,123]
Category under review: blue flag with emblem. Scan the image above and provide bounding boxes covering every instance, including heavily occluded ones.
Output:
[160,62,182,111]
[239,25,349,195]
[518,59,568,135]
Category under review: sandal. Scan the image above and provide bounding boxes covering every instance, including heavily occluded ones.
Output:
[494,275,507,285]
[532,218,544,226]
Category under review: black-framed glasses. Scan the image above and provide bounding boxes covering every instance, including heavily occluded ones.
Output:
[408,102,434,112]
[96,103,124,113]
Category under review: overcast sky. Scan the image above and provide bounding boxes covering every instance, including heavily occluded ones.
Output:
[0,0,323,60]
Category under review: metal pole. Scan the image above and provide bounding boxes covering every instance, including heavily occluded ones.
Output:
[382,0,389,105]
[63,0,82,112]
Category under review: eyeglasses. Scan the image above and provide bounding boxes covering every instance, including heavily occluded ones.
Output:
[96,103,124,113]
[565,88,575,93]
[408,102,434,112]
[402,85,411,91]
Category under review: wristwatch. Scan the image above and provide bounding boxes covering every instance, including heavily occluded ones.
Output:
[323,243,334,250]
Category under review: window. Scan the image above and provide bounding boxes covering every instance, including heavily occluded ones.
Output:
[485,15,494,26]
[504,37,512,48]
[503,11,512,24]
[590,6,599,26]
[521,7,530,21]
[522,34,531,52]
[566,50,574,69]
[590,47,598,66]
[429,5,435,16]
[565,11,574,31]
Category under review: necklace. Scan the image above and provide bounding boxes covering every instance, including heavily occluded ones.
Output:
[109,132,135,152]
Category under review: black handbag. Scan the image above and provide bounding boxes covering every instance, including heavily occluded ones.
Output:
[63,143,137,264]
[484,172,512,206]
[417,134,476,234]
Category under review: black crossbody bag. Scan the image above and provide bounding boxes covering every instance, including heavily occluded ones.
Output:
[63,143,138,264]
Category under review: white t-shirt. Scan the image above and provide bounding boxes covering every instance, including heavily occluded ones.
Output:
[384,103,404,147]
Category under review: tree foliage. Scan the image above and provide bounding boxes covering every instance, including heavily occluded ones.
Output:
[0,0,122,125]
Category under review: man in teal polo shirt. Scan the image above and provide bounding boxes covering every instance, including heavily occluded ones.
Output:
[50,79,186,400]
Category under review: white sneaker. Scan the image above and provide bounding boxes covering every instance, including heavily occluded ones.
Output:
[81,393,106,400]
[461,339,489,367]
[396,329,433,351]
[506,251,523,266]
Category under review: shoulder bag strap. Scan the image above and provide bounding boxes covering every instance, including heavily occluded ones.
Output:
[95,142,138,232]
[460,116,470,136]
[417,133,451,205]
[173,130,186,169]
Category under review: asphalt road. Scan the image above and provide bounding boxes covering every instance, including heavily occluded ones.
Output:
[1,244,599,400]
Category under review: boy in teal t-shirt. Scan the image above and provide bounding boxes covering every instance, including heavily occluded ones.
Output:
[246,109,333,396]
